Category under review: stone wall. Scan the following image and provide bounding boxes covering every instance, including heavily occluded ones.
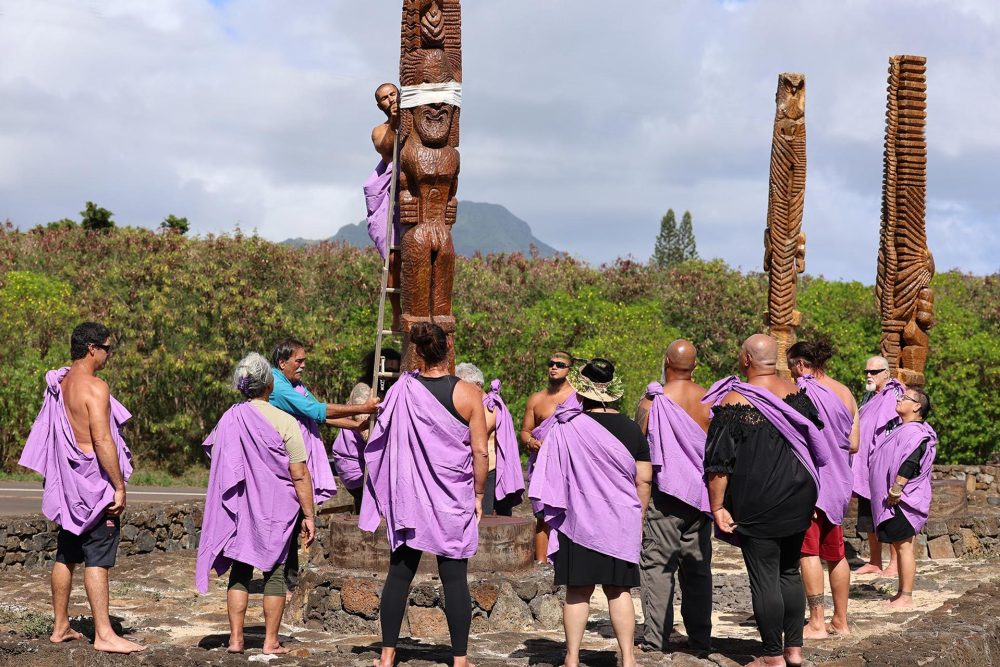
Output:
[841,511,1000,561]
[933,463,1000,496]
[292,566,566,636]
[0,502,204,570]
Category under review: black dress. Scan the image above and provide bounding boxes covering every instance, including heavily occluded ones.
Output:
[553,411,650,588]
[703,391,820,539]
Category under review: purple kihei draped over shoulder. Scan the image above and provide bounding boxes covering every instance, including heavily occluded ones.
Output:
[484,380,524,508]
[195,402,301,593]
[360,373,477,559]
[364,159,400,261]
[19,368,133,536]
[797,376,855,525]
[645,382,710,514]
[869,420,937,534]
[854,379,904,499]
[528,401,642,564]
[291,384,337,504]
[528,392,581,514]
[331,428,366,491]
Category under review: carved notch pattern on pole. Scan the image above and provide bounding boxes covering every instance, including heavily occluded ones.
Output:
[876,55,934,387]
[763,73,807,378]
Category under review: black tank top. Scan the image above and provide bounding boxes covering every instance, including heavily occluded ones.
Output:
[415,375,469,426]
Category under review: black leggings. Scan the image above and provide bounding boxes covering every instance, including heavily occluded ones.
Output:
[380,544,471,657]
[740,532,806,657]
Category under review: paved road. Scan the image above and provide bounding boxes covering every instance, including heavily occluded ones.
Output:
[0,481,205,516]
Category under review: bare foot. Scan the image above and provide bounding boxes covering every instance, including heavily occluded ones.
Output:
[802,622,829,640]
[853,563,883,575]
[882,566,898,577]
[227,641,244,654]
[744,657,785,666]
[49,627,85,643]
[784,646,803,666]
[883,593,913,609]
[93,635,145,654]
[263,642,291,655]
[827,621,851,637]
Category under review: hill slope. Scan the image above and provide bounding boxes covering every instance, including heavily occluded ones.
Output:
[285,201,559,257]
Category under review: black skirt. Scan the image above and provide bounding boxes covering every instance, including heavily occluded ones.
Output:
[553,531,639,588]
[877,511,916,544]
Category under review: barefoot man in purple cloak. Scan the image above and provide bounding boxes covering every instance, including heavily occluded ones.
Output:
[521,351,578,563]
[634,340,713,652]
[787,341,859,638]
[19,322,144,654]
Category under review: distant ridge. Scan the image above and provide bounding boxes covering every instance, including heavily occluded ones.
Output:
[283,201,559,257]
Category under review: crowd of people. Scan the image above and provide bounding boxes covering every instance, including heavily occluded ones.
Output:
[19,321,939,667]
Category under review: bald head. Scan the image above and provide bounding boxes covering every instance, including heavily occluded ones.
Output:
[665,339,697,375]
[741,334,778,373]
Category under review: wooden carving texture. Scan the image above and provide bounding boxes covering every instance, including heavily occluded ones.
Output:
[876,55,934,387]
[397,0,462,370]
[763,73,807,379]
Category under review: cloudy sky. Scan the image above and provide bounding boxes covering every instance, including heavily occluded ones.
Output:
[1,0,997,281]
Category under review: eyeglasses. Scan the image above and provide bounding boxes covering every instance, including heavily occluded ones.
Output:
[863,368,888,376]
[546,360,570,369]
[897,395,919,404]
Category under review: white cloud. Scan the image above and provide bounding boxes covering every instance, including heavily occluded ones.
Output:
[0,0,997,280]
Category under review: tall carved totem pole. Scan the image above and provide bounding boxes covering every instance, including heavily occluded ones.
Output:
[763,73,807,378]
[397,0,462,371]
[876,55,934,387]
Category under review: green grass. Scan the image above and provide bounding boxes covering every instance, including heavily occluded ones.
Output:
[0,464,209,488]
[0,607,54,638]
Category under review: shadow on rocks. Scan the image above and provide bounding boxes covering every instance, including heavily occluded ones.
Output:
[197,626,299,651]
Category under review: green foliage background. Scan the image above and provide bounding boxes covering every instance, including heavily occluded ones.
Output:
[1,224,997,472]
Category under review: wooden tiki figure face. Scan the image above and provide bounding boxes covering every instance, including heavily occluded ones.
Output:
[876,55,934,386]
[397,0,463,371]
[764,72,807,379]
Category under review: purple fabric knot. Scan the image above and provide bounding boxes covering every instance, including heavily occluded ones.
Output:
[554,400,583,424]
[490,379,501,393]
[646,381,663,397]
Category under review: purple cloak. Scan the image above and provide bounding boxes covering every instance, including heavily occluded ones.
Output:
[18,368,134,536]
[868,420,937,535]
[331,428,366,491]
[797,376,854,525]
[484,380,525,508]
[528,401,642,564]
[644,382,710,514]
[291,384,337,504]
[364,159,400,261]
[195,402,301,593]
[360,373,478,559]
[853,379,904,500]
[528,391,581,514]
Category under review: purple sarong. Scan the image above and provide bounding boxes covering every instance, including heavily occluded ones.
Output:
[195,402,301,593]
[331,428,366,491]
[797,376,854,525]
[853,379,904,500]
[645,382,710,514]
[868,421,937,535]
[528,392,581,514]
[364,159,400,261]
[528,401,642,564]
[703,376,828,546]
[360,373,477,559]
[19,368,134,536]
[292,384,337,505]
[484,380,525,508]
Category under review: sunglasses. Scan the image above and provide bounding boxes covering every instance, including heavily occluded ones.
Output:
[863,368,888,376]
[93,343,113,354]
[546,360,570,369]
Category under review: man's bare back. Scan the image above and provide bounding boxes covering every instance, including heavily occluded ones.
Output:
[61,369,112,456]
[636,380,711,433]
[721,375,799,407]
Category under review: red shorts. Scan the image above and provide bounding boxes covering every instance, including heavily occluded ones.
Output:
[800,510,845,562]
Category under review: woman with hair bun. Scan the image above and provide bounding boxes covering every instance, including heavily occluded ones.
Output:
[195,352,317,655]
[362,322,489,667]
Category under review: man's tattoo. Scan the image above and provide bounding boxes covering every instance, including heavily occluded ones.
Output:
[806,593,826,609]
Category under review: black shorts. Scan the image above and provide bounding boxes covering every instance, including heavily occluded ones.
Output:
[56,515,121,568]
[855,496,874,533]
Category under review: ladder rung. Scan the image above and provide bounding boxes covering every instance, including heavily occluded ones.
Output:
[380,329,403,336]
[377,371,401,379]
[385,287,401,294]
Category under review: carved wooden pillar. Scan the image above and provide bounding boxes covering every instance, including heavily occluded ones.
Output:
[397,0,462,372]
[763,73,807,378]
[876,55,934,387]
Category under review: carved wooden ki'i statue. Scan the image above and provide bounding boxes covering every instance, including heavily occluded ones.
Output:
[397,0,463,371]
[763,73,807,379]
[876,55,934,387]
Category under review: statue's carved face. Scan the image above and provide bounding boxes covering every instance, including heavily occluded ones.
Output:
[413,103,453,147]
[777,74,805,121]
